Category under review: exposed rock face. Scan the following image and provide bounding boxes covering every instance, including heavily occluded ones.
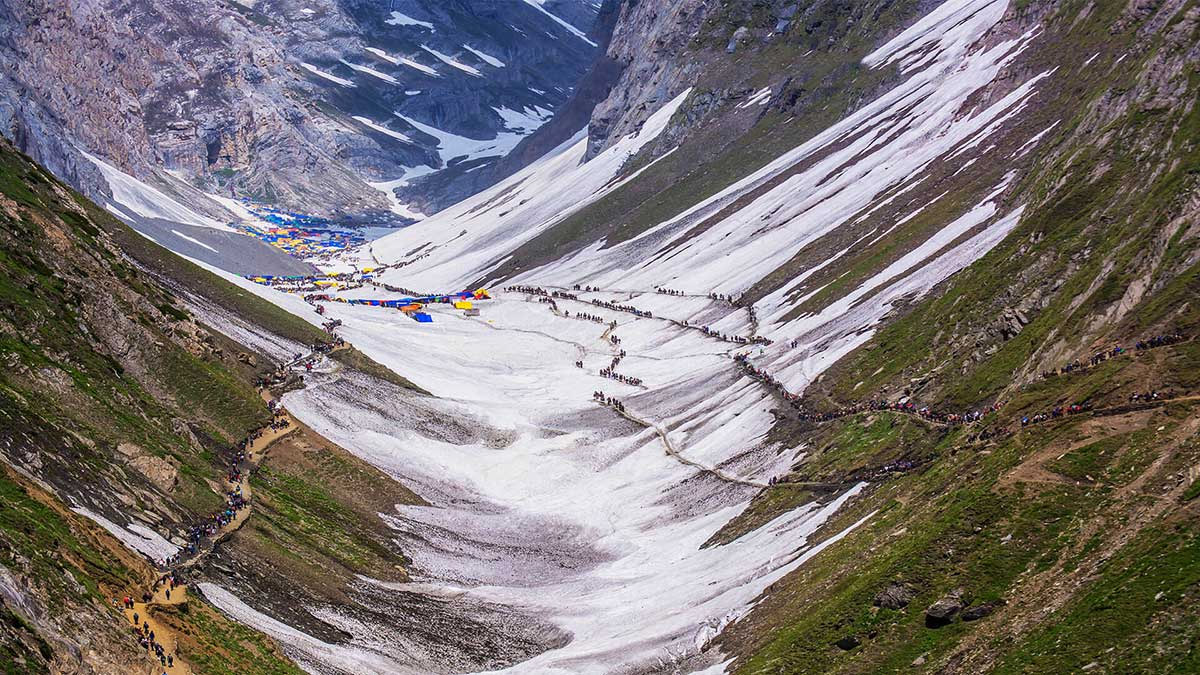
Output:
[128,455,179,492]
[0,0,606,220]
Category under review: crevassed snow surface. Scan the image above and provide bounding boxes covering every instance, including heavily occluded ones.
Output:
[82,151,231,231]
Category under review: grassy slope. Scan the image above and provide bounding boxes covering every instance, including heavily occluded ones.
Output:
[0,140,410,672]
[716,1,1200,671]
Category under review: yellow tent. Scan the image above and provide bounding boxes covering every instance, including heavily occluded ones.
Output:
[453,300,473,310]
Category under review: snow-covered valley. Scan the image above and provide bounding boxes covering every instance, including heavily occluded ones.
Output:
[177,2,1062,671]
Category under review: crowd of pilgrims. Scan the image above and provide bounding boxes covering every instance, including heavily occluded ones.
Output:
[590,297,654,319]
[654,287,688,297]
[599,352,641,386]
[1042,333,1186,378]
[690,323,771,345]
[119,576,182,670]
[564,310,611,325]
[593,390,626,412]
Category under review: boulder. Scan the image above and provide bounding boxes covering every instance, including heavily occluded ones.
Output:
[834,635,860,651]
[925,588,967,628]
[961,599,1005,621]
[874,582,915,610]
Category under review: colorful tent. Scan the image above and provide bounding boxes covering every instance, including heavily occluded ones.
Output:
[413,312,433,323]
[453,301,473,310]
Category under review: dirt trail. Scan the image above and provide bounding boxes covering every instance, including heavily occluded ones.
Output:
[114,345,339,673]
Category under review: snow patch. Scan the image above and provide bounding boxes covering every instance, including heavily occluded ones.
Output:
[463,44,506,68]
[71,506,179,563]
[300,62,356,87]
[385,11,434,30]
[341,59,399,85]
[81,151,232,231]
[420,45,483,77]
[352,116,413,143]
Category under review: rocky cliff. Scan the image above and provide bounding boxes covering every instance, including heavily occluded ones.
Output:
[0,0,606,222]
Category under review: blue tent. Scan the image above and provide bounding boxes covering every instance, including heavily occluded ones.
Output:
[413,312,433,323]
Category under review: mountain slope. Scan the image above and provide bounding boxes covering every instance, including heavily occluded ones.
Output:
[0,0,607,225]
[0,137,432,673]
[319,0,1198,670]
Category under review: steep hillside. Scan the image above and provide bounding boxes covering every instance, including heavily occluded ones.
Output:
[0,138,427,673]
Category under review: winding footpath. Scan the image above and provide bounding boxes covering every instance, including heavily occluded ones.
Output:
[113,345,345,674]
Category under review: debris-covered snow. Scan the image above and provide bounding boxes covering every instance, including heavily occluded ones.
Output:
[265,289,876,672]
[199,583,411,673]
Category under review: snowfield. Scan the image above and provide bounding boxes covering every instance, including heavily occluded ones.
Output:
[199,0,1047,672]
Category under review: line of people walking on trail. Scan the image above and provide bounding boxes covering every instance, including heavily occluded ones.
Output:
[1041,332,1187,379]
[692,324,770,345]
[510,285,552,296]
[599,368,642,387]
[564,310,610,325]
[734,353,1005,427]
[591,298,654,319]
[593,390,626,412]
[1020,403,1090,427]
[130,613,175,670]
[655,287,688,297]
[117,573,184,670]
